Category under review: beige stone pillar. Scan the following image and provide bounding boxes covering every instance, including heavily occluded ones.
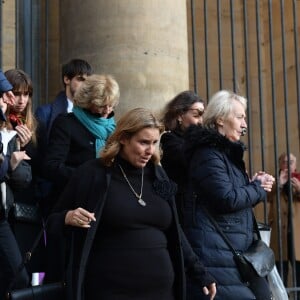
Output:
[1,1,15,69]
[60,0,189,117]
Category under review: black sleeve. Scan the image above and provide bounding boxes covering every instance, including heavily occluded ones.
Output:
[179,226,217,287]
[43,114,74,186]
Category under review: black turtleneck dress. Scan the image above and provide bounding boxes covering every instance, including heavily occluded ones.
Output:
[84,158,175,300]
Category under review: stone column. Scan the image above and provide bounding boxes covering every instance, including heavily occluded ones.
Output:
[60,0,189,116]
[1,0,15,69]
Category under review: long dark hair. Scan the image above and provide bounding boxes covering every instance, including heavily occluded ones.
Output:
[162,90,204,130]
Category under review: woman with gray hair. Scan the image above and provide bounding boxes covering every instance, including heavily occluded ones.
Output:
[183,90,275,299]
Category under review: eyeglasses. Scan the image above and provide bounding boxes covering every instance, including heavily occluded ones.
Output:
[188,108,204,117]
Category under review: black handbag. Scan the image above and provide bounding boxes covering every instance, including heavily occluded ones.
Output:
[204,208,275,299]
[234,239,275,282]
[13,202,43,224]
[6,282,65,300]
[5,221,66,300]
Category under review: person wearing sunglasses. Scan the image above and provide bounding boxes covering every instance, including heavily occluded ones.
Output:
[160,90,205,223]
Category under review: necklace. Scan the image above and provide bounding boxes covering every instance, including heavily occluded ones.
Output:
[118,164,146,207]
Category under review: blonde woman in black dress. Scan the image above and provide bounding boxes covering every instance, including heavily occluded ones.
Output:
[48,108,217,300]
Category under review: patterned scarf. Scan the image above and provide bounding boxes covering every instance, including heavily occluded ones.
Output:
[73,106,115,157]
[8,113,26,128]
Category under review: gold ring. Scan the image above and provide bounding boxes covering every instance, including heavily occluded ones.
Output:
[78,219,83,225]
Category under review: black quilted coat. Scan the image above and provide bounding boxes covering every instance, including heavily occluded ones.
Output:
[183,125,266,299]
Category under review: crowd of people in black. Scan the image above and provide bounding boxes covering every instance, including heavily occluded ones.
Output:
[0,59,280,300]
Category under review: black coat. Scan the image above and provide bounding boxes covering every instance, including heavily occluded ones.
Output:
[35,91,68,143]
[161,129,187,186]
[43,113,96,200]
[35,91,69,169]
[33,91,69,214]
[160,129,188,223]
[48,159,216,300]
[0,135,32,217]
[183,126,266,299]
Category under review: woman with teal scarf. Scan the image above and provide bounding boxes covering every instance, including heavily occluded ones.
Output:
[44,73,120,195]
[72,103,116,157]
[43,74,119,284]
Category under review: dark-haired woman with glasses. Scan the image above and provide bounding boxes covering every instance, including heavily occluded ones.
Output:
[160,90,204,223]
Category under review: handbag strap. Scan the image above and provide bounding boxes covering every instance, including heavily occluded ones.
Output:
[203,207,240,257]
[203,207,261,257]
[7,219,47,292]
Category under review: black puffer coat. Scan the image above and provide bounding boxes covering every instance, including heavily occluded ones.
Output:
[183,126,266,299]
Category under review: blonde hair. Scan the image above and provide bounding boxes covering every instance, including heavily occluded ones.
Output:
[203,90,247,130]
[100,108,165,166]
[73,74,120,109]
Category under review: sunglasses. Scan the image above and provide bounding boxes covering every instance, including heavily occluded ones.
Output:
[187,108,205,117]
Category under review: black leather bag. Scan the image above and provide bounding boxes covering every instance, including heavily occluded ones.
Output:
[234,239,275,282]
[203,208,274,299]
[13,202,43,224]
[6,282,66,300]
[6,220,66,300]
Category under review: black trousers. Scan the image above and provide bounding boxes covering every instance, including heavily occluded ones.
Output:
[0,220,29,298]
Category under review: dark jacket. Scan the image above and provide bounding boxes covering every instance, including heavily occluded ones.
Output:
[48,159,216,300]
[43,113,96,202]
[0,134,32,218]
[183,126,266,299]
[35,91,68,143]
[34,91,69,213]
[35,91,69,174]
[160,129,187,223]
[0,70,13,92]
[0,134,31,297]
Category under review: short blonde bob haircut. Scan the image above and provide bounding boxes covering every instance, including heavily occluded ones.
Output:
[203,90,247,129]
[100,108,165,167]
[73,74,120,109]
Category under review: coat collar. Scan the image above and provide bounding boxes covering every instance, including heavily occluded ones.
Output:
[184,125,246,165]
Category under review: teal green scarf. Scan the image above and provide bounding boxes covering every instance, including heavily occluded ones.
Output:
[73,106,116,157]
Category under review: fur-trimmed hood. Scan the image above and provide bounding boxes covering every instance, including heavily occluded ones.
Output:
[184,125,247,166]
